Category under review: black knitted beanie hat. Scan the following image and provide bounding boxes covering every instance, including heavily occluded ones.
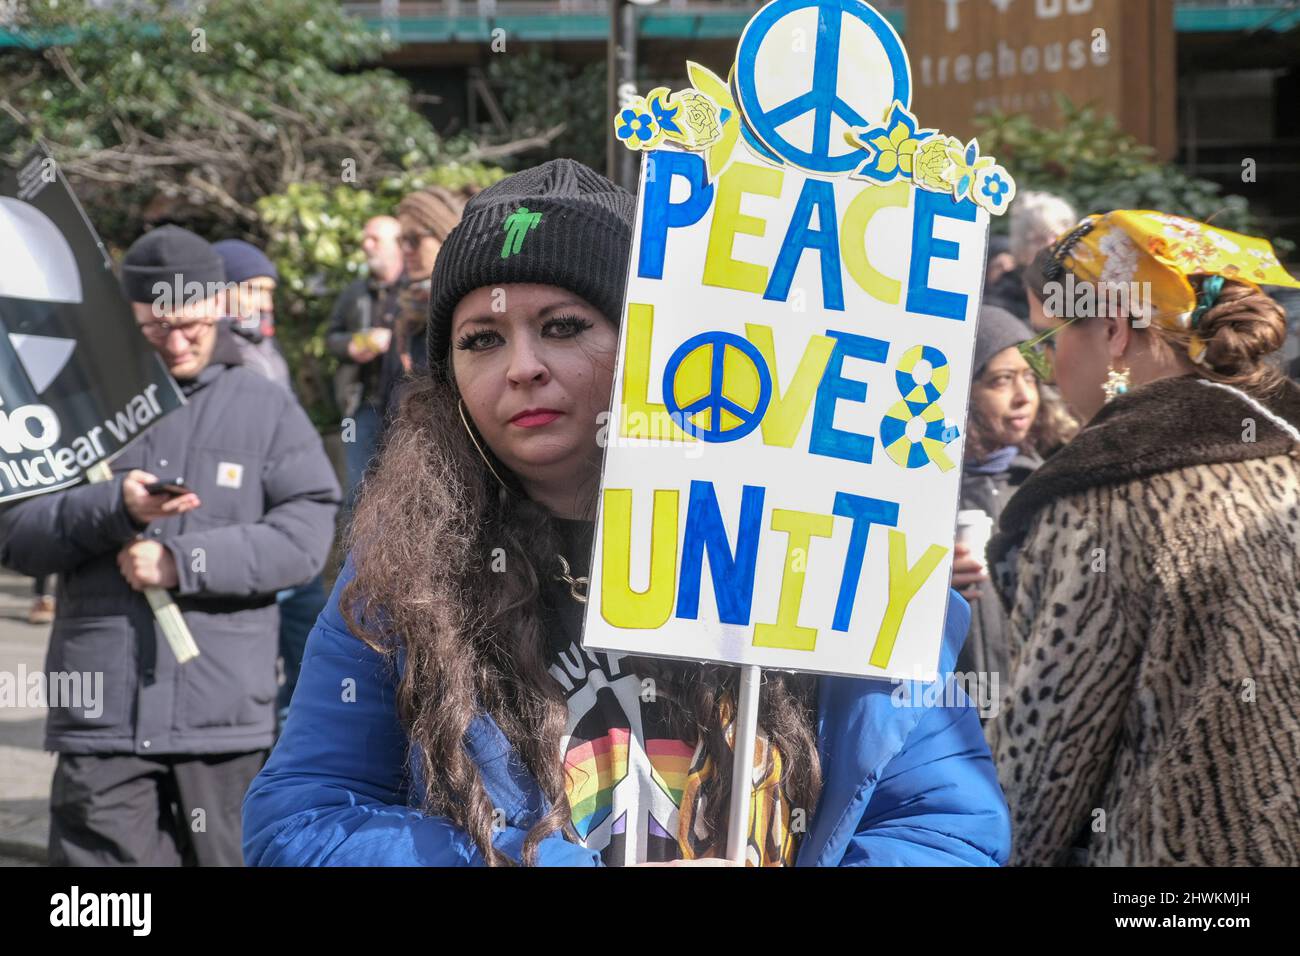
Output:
[120,225,225,305]
[426,158,635,380]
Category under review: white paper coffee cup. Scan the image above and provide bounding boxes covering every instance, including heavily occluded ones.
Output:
[955,509,994,567]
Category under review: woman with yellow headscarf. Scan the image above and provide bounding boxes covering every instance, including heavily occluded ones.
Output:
[984,210,1300,865]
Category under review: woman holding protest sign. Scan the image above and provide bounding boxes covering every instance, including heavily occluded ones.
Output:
[243,159,1010,868]
[986,210,1300,865]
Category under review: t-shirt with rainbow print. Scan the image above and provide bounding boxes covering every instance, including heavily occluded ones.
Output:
[549,639,698,865]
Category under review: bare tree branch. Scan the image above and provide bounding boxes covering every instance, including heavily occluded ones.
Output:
[184,170,259,222]
[461,123,567,163]
[0,99,29,127]
[45,45,90,96]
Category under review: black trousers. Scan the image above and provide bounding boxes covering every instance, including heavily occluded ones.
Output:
[48,750,268,866]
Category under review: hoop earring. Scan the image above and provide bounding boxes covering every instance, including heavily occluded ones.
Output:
[458,398,513,494]
[1102,363,1131,403]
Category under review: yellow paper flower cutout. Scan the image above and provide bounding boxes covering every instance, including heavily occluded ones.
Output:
[944,137,995,202]
[914,136,958,192]
[685,61,740,181]
[845,103,934,184]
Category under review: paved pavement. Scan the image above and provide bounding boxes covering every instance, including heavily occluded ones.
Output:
[0,569,54,865]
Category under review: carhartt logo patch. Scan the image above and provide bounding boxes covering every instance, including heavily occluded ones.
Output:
[501,206,543,259]
[216,461,243,489]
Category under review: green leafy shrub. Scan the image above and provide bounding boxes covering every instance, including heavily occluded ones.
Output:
[257,164,506,427]
[2,0,462,243]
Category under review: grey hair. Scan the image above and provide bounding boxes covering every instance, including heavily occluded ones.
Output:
[1010,192,1078,269]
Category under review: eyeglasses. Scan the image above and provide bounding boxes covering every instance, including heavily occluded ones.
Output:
[398,231,433,250]
[1017,315,1081,384]
[137,318,216,344]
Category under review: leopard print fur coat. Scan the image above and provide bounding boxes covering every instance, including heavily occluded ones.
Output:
[986,374,1300,865]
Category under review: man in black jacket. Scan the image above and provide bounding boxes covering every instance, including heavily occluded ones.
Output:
[0,226,340,865]
[325,216,404,506]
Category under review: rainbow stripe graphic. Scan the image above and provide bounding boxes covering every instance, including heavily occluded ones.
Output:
[565,728,630,838]
[564,731,696,838]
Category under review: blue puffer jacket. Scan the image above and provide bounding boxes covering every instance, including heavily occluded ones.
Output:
[243,561,1010,866]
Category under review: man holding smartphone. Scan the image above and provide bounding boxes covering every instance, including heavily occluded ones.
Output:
[0,225,340,866]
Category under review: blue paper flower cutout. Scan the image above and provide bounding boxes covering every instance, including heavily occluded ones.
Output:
[981,172,1010,207]
[972,164,1017,215]
[649,95,683,136]
[616,108,658,143]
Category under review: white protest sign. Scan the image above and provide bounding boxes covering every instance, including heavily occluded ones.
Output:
[586,0,1016,681]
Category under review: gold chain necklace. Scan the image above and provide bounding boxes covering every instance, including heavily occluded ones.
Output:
[555,554,589,605]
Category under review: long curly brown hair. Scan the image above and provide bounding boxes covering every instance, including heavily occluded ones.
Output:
[341,373,824,866]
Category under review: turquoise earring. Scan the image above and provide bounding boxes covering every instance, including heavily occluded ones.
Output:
[1102,364,1131,402]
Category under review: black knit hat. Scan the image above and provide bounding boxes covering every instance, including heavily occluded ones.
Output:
[426,159,635,380]
[213,239,279,284]
[974,305,1033,376]
[120,225,226,304]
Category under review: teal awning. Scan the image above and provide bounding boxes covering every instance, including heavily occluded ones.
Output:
[4,4,1298,49]
[361,8,894,44]
[1175,4,1300,32]
[356,4,1296,44]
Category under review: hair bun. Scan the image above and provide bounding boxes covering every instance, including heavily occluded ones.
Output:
[1196,282,1286,380]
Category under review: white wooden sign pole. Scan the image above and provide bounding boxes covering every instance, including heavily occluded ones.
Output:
[726,664,762,864]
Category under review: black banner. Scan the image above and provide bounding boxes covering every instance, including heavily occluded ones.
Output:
[0,145,185,502]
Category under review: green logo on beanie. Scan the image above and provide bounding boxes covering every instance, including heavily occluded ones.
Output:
[501,206,543,259]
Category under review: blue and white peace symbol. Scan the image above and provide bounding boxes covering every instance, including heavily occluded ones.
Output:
[734,0,912,175]
[662,331,773,444]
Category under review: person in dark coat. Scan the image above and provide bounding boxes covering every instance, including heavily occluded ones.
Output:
[210,239,291,391]
[325,216,406,506]
[950,306,1075,688]
[0,226,340,866]
[980,234,1029,322]
[212,238,329,732]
